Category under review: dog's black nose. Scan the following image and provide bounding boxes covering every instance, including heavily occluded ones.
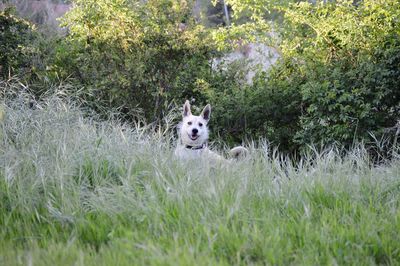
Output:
[192,128,198,135]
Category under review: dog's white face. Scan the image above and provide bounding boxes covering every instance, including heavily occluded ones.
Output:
[179,100,211,147]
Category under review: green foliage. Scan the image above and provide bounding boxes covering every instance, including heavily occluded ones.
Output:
[295,46,400,146]
[200,62,302,152]
[280,0,400,147]
[209,0,400,151]
[56,0,218,121]
[0,7,38,78]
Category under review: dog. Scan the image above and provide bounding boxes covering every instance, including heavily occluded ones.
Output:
[174,100,248,163]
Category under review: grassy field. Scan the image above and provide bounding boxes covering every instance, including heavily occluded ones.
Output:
[1,90,399,265]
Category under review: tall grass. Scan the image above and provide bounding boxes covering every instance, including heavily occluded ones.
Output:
[1,83,400,265]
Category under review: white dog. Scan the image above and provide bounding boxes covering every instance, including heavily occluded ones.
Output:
[174,100,248,163]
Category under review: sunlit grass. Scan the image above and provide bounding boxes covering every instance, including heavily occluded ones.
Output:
[0,85,399,265]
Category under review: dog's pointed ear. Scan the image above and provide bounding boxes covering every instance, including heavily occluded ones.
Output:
[183,100,192,117]
[201,104,211,122]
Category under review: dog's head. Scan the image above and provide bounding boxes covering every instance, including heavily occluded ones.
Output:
[178,100,211,147]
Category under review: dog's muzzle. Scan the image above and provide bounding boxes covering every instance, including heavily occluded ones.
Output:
[188,133,199,141]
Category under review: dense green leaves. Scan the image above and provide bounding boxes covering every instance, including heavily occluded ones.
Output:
[280,0,400,148]
[57,0,217,121]
[0,8,37,78]
[208,0,400,152]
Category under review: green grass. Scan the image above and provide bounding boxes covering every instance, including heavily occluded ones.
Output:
[0,90,399,265]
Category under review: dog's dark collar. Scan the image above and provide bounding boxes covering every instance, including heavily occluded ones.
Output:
[185,143,206,150]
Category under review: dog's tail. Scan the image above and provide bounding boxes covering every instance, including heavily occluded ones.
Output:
[229,146,249,159]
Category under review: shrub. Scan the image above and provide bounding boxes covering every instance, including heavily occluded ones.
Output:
[55,0,218,121]
[295,44,400,147]
[210,0,400,152]
[200,61,302,153]
[280,0,400,148]
[0,7,38,79]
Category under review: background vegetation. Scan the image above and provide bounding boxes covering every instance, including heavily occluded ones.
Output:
[1,0,399,153]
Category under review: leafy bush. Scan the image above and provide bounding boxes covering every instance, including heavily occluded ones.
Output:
[295,45,400,147]
[208,0,400,152]
[55,0,218,121]
[200,61,302,153]
[0,7,38,79]
[281,1,400,148]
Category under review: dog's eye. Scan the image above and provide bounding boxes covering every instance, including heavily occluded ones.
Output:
[199,123,203,127]
[188,121,192,125]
